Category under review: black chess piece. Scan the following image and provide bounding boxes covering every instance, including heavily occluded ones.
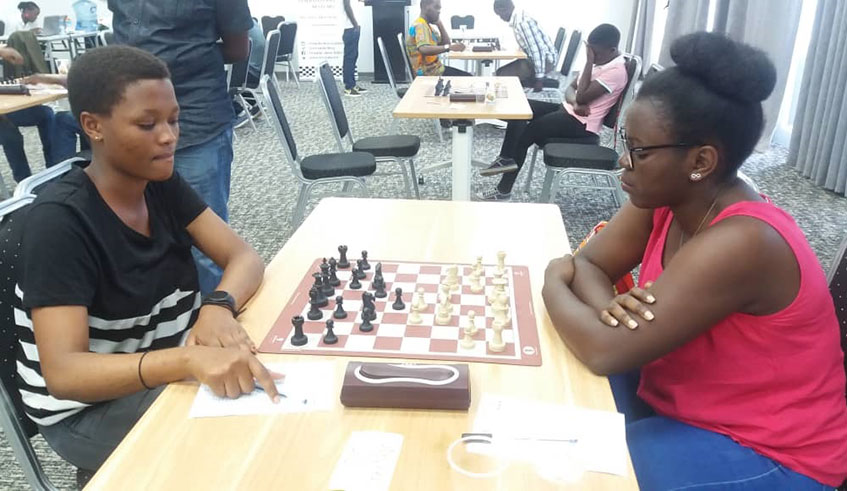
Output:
[349,269,362,289]
[323,319,338,344]
[443,80,452,97]
[374,280,387,299]
[435,77,444,96]
[328,258,341,286]
[359,307,374,332]
[333,295,347,319]
[307,288,323,320]
[312,273,329,307]
[290,315,308,346]
[337,245,350,268]
[354,260,367,280]
[360,251,371,271]
[361,291,375,315]
[392,287,405,310]
[320,269,334,297]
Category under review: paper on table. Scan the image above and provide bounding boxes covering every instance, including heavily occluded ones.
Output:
[188,362,335,418]
[469,394,627,476]
[328,431,403,491]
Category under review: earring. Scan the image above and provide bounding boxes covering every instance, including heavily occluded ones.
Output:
[690,173,701,181]
[94,136,102,141]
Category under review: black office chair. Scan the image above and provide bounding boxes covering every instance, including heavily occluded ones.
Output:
[538,54,642,205]
[828,235,847,491]
[228,38,257,130]
[277,22,299,87]
[0,20,6,36]
[316,62,421,199]
[534,29,579,100]
[560,30,582,78]
[450,15,475,30]
[260,75,375,224]
[0,195,60,491]
[260,15,285,37]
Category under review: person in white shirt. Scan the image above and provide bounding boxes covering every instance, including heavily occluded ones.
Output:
[13,2,42,33]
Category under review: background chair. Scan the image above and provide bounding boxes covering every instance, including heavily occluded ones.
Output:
[0,194,59,491]
[533,29,580,103]
[397,32,415,82]
[533,54,642,205]
[316,62,421,199]
[14,157,81,198]
[827,233,847,400]
[260,15,285,37]
[228,38,257,130]
[0,20,5,36]
[276,22,299,87]
[450,15,475,30]
[260,75,375,224]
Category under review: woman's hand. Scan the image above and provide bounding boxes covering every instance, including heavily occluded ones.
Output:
[185,345,282,402]
[599,281,655,329]
[545,254,576,287]
[186,305,256,352]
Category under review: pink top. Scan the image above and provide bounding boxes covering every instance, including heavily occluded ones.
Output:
[637,200,847,486]
[564,55,628,134]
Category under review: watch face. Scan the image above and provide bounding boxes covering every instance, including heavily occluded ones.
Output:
[208,291,230,302]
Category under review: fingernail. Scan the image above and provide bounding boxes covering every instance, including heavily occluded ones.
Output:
[273,395,281,404]
[610,318,618,326]
[647,295,655,303]
[644,311,654,320]
[627,320,638,329]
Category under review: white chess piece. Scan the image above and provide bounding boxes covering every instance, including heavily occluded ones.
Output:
[474,256,484,276]
[446,265,460,292]
[488,321,506,352]
[492,298,509,329]
[496,251,506,275]
[496,292,512,327]
[435,283,452,325]
[408,303,423,324]
[466,310,479,335]
[414,287,427,311]
[488,277,508,304]
[460,326,475,349]
[469,270,483,293]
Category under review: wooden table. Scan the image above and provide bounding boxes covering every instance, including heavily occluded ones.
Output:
[0,88,67,115]
[393,76,532,201]
[86,197,637,490]
[449,48,527,76]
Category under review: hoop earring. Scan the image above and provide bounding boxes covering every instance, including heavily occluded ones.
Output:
[690,173,701,181]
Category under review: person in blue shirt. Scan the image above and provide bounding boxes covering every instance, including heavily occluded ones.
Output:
[108,0,253,294]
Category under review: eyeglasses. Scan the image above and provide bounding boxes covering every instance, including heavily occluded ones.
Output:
[619,128,698,170]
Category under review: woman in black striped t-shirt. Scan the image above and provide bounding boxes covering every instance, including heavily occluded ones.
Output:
[17,46,280,474]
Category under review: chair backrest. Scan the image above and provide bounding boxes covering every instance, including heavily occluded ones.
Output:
[602,54,641,131]
[0,195,58,491]
[553,27,566,59]
[228,38,252,92]
[261,29,282,85]
[560,30,582,76]
[646,63,664,78]
[261,15,285,37]
[316,61,352,151]
[450,15,474,30]
[278,22,297,58]
[0,20,5,37]
[827,234,847,399]
[376,36,399,93]
[397,32,415,80]
[260,75,301,176]
[14,157,81,198]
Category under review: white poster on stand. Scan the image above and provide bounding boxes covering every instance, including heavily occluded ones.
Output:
[295,0,346,80]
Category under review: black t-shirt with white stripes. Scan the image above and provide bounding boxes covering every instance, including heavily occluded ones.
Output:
[16,165,206,426]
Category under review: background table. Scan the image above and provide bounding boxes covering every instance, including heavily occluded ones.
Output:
[393,76,531,201]
[86,197,637,490]
[449,48,527,76]
[0,89,67,115]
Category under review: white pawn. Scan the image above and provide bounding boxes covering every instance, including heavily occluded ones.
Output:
[474,256,484,276]
[466,310,479,335]
[460,326,475,349]
[470,270,484,293]
[408,303,423,324]
[488,321,505,352]
[414,287,427,311]
[446,265,460,292]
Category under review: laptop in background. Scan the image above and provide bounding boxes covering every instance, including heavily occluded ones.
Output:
[41,16,64,36]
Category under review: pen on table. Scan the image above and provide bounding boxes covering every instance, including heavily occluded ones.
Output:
[253,382,288,398]
[461,432,578,444]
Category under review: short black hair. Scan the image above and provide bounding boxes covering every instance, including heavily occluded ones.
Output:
[493,0,513,8]
[587,24,620,49]
[67,46,170,124]
[637,32,776,176]
[17,2,38,10]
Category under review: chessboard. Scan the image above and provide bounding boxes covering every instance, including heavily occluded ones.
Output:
[258,253,542,366]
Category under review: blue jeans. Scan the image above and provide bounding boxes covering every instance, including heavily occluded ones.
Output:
[174,126,233,294]
[342,26,360,90]
[0,105,55,182]
[609,371,830,490]
[53,111,89,162]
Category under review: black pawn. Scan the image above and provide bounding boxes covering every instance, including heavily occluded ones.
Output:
[323,319,338,344]
[333,296,347,319]
[337,245,350,268]
[354,260,367,279]
[307,288,323,320]
[290,315,308,346]
[360,251,371,270]
[329,258,341,287]
[392,287,405,310]
[359,308,374,332]
[349,270,362,289]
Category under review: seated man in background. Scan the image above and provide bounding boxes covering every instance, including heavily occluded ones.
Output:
[12,2,42,33]
[492,0,557,91]
[478,24,626,201]
[23,73,90,160]
[405,0,470,77]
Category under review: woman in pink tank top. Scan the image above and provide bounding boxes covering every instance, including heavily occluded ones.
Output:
[541,32,847,490]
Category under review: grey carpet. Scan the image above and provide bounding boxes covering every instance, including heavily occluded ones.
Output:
[1,75,845,490]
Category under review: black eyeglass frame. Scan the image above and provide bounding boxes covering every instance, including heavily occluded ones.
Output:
[619,128,699,169]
